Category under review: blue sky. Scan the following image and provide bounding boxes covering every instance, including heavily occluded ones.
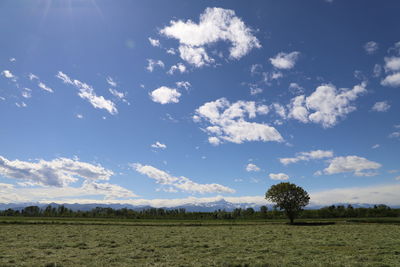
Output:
[0,0,399,207]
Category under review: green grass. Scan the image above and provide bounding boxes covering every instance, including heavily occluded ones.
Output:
[0,218,399,266]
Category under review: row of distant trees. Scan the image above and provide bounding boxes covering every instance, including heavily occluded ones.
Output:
[0,204,398,219]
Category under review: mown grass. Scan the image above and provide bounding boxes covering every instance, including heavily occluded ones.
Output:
[0,219,399,266]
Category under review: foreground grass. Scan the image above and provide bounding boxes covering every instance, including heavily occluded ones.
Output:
[0,220,399,266]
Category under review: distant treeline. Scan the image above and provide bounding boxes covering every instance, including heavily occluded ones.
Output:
[0,204,399,219]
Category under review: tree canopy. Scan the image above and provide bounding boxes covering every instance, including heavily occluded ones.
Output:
[265,182,310,224]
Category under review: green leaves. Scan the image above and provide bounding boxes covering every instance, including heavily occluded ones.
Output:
[265,182,310,223]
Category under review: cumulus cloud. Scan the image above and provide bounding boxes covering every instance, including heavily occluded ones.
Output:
[246,163,260,172]
[0,180,137,203]
[310,183,400,206]
[167,63,187,74]
[3,183,400,207]
[146,59,165,72]
[372,101,390,112]
[287,83,367,128]
[0,156,114,187]
[194,98,282,145]
[56,71,118,115]
[384,57,400,72]
[280,150,333,165]
[364,41,378,54]
[269,52,300,69]
[151,141,167,149]
[1,70,15,79]
[381,56,400,87]
[269,173,289,180]
[150,86,181,104]
[160,7,260,67]
[175,81,191,90]
[148,37,160,47]
[132,163,235,194]
[319,156,381,177]
[381,72,400,87]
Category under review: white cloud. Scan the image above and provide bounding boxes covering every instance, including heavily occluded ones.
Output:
[0,180,137,203]
[372,101,390,112]
[364,41,378,54]
[289,83,304,94]
[38,82,53,93]
[372,144,380,149]
[178,45,214,67]
[15,102,27,108]
[250,85,263,95]
[132,163,235,194]
[287,95,308,123]
[280,150,333,165]
[56,71,118,115]
[194,98,282,145]
[381,57,400,87]
[269,51,300,69]
[384,57,400,72]
[1,70,15,79]
[287,83,367,128]
[373,64,382,77]
[9,58,16,62]
[167,63,187,74]
[109,88,125,99]
[269,173,289,180]
[0,156,114,187]
[320,156,381,177]
[151,141,167,149]
[146,59,165,72]
[389,131,400,138]
[175,81,191,90]
[310,183,400,206]
[76,114,83,119]
[272,103,287,119]
[166,48,176,55]
[28,73,53,93]
[106,77,117,87]
[150,86,181,104]
[3,183,400,207]
[28,73,39,80]
[160,7,260,67]
[22,91,31,99]
[250,64,262,75]
[246,163,260,172]
[148,37,160,47]
[381,72,400,87]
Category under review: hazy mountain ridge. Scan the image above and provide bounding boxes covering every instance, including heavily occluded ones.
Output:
[0,199,397,212]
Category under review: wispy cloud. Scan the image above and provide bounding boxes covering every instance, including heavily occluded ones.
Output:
[56,71,118,115]
[132,163,235,194]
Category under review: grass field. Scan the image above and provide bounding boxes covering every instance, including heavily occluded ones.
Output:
[0,218,399,266]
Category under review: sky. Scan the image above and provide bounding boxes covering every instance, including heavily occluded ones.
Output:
[0,0,399,207]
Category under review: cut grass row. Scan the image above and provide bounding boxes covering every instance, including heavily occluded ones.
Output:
[0,222,399,266]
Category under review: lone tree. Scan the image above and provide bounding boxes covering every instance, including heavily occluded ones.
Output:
[265,182,310,224]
